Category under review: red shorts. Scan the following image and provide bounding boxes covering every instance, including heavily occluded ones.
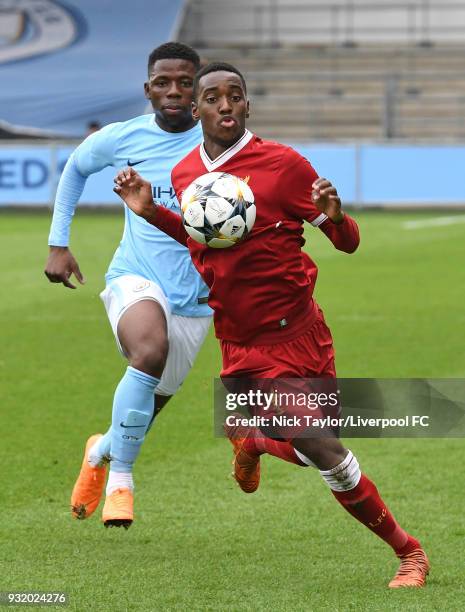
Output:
[220,306,336,379]
[220,307,338,439]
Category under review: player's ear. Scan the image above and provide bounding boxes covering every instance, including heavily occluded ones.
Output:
[143,81,150,100]
[192,100,200,121]
[245,99,250,119]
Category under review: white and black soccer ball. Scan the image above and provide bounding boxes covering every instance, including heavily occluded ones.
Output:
[180,172,256,248]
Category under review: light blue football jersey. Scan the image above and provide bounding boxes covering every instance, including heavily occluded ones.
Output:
[72,115,209,317]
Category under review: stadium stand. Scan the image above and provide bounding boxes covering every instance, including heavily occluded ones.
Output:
[177,0,465,141]
[1,1,464,206]
[1,1,463,140]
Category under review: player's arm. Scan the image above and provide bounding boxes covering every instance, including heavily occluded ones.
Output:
[45,125,118,288]
[45,152,87,288]
[113,167,189,246]
[311,177,360,254]
[282,149,359,254]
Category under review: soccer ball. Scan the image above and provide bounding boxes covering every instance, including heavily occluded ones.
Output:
[180,172,256,248]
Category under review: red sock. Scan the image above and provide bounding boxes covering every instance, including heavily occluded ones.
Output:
[242,436,305,466]
[332,474,420,556]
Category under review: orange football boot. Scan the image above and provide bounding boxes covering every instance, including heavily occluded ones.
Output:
[388,548,430,588]
[224,415,260,494]
[70,434,107,520]
[102,488,134,529]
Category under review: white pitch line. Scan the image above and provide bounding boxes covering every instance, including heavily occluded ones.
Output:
[403,216,465,230]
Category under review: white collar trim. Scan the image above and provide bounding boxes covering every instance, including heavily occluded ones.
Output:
[200,129,253,171]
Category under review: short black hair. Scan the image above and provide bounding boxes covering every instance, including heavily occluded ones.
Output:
[147,42,201,75]
[193,62,247,100]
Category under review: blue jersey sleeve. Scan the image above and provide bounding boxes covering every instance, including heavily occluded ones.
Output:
[74,123,120,176]
[47,123,120,246]
[48,153,86,246]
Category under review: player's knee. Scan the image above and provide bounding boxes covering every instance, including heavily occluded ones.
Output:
[129,338,169,378]
[293,438,346,471]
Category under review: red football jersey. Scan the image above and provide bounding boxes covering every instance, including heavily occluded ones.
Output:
[149,131,360,344]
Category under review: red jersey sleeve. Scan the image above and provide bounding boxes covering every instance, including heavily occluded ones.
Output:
[280,147,360,253]
[149,205,189,247]
[318,214,360,253]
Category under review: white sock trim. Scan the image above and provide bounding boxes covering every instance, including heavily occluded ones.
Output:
[106,470,134,495]
[319,450,361,492]
[294,448,317,468]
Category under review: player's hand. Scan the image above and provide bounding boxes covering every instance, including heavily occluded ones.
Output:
[44,246,85,289]
[113,167,155,222]
[312,178,344,224]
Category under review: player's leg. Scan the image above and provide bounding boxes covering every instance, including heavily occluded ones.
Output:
[221,340,316,494]
[227,321,428,586]
[223,413,311,493]
[291,311,426,584]
[225,396,428,586]
[71,276,168,524]
[109,297,168,468]
[101,308,210,528]
[292,435,429,587]
[101,297,167,528]
[154,312,212,401]
[104,309,211,471]
[222,309,429,586]
[92,393,171,465]
[222,306,340,490]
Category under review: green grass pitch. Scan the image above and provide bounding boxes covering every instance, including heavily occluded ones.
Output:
[1,210,465,611]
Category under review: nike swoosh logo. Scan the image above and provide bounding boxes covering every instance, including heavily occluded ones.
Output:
[127,159,146,166]
[120,421,145,428]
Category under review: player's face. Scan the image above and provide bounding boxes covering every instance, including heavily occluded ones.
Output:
[145,59,197,133]
[193,71,249,152]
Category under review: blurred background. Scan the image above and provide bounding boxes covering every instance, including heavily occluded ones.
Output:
[1,0,465,207]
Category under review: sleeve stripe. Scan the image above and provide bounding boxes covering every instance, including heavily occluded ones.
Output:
[311,213,328,227]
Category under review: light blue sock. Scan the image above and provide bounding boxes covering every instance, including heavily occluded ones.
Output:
[90,400,158,466]
[110,366,159,473]
[95,429,111,459]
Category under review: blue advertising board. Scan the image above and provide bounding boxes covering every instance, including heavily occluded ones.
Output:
[0,142,464,206]
[0,144,120,206]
